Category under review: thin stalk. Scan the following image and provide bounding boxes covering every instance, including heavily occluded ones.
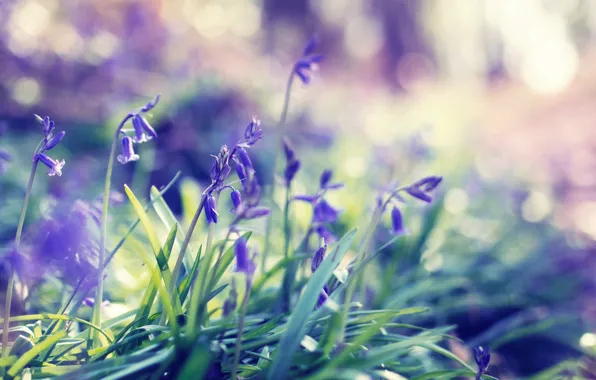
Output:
[280,183,293,312]
[91,114,132,348]
[187,215,215,336]
[261,73,295,273]
[230,279,251,380]
[3,158,39,358]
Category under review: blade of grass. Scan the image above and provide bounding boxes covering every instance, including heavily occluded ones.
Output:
[267,228,357,379]
[7,331,67,378]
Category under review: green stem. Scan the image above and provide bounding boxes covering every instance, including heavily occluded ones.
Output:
[280,184,293,312]
[231,279,251,379]
[187,213,215,336]
[261,72,295,273]
[3,158,39,358]
[91,114,133,348]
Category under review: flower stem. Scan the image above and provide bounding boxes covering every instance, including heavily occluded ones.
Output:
[261,72,295,273]
[231,279,251,379]
[187,209,215,336]
[280,183,293,312]
[91,114,132,348]
[2,158,39,358]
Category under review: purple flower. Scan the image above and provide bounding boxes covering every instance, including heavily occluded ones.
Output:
[236,147,254,172]
[44,131,66,151]
[36,153,65,176]
[405,175,443,203]
[140,94,160,112]
[284,160,301,185]
[236,164,247,183]
[117,136,140,164]
[131,114,156,143]
[231,190,242,211]
[35,115,55,136]
[316,284,329,309]
[205,195,218,224]
[282,138,296,162]
[243,117,263,146]
[313,200,340,224]
[391,206,405,235]
[320,169,333,189]
[414,176,443,192]
[243,207,270,220]
[234,237,255,276]
[315,225,336,243]
[83,298,110,308]
[473,346,491,379]
[294,194,320,203]
[311,245,327,273]
[210,145,232,185]
[319,169,343,190]
[294,35,324,85]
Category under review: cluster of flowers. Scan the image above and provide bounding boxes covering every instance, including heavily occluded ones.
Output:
[33,115,66,176]
[116,95,160,164]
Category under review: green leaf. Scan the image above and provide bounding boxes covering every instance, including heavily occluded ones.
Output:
[0,314,111,343]
[7,331,67,377]
[267,228,357,379]
[178,344,210,379]
[178,245,203,305]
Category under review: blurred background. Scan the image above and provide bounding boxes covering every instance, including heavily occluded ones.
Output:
[1,0,596,378]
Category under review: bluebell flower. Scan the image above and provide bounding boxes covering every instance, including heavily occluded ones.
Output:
[284,160,301,185]
[243,117,263,146]
[140,94,161,112]
[391,206,405,235]
[315,225,336,243]
[294,35,324,85]
[316,284,329,309]
[82,298,110,308]
[117,136,140,164]
[131,114,156,143]
[36,153,65,176]
[231,189,242,211]
[243,207,270,220]
[473,346,490,379]
[236,147,254,172]
[234,237,255,276]
[319,169,344,190]
[313,199,340,224]
[205,195,218,224]
[294,194,320,203]
[405,175,443,203]
[282,138,296,162]
[44,131,65,151]
[311,245,327,273]
[210,145,232,185]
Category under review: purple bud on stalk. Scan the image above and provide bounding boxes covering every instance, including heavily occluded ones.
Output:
[311,245,327,273]
[131,115,155,143]
[117,136,140,164]
[243,207,270,220]
[415,176,443,192]
[405,186,433,203]
[473,346,491,378]
[316,284,329,309]
[244,117,263,145]
[140,94,160,112]
[234,237,255,276]
[284,160,301,185]
[37,153,65,176]
[282,138,296,162]
[313,200,340,224]
[236,163,247,183]
[205,195,218,224]
[320,169,333,189]
[231,190,242,211]
[236,147,253,172]
[44,131,65,151]
[391,206,405,235]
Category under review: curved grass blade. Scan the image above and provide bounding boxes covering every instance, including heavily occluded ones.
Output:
[0,314,111,343]
[7,330,67,378]
[267,228,357,379]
